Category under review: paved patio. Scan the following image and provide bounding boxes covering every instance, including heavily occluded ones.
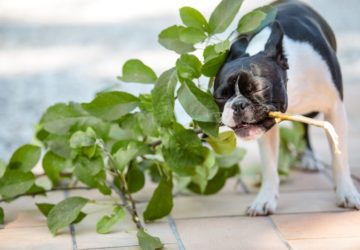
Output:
[2,160,360,249]
[1,0,360,249]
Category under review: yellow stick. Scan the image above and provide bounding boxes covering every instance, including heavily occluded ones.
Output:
[268,111,341,155]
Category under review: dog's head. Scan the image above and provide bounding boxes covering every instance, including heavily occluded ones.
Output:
[214,22,289,140]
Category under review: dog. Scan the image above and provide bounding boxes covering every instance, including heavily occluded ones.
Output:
[213,0,360,216]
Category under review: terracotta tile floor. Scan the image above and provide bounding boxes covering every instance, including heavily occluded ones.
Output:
[1,165,360,250]
[1,0,360,249]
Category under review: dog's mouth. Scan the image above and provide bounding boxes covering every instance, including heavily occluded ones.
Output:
[230,118,276,140]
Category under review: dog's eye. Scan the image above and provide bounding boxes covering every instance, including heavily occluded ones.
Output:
[214,85,234,100]
[214,97,227,103]
[252,85,270,94]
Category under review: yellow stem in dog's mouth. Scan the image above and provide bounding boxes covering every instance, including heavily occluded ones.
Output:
[268,111,341,155]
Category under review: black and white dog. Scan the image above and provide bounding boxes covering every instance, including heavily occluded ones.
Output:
[214,0,360,215]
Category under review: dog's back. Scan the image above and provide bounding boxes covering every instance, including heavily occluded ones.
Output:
[272,0,342,99]
[243,0,343,114]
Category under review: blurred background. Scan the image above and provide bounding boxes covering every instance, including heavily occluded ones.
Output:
[0,0,359,167]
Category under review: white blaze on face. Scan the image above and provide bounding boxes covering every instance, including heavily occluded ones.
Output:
[221,99,236,128]
[221,98,266,141]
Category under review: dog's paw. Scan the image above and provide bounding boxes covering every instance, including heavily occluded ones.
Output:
[247,191,278,216]
[336,183,360,210]
[297,148,324,172]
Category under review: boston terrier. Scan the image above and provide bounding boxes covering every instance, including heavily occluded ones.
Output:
[213,0,360,216]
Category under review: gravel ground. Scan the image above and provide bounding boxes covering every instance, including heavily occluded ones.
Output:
[0,0,359,160]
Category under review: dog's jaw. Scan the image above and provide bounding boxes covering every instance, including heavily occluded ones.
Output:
[221,100,269,141]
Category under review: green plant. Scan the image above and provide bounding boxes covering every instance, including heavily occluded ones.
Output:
[0,1,304,249]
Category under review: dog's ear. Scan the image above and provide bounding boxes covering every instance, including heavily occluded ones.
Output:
[226,37,249,62]
[264,21,289,70]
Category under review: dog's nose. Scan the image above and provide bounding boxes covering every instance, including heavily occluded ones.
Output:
[232,100,249,114]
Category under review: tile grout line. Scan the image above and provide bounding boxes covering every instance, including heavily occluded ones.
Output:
[79,244,179,250]
[64,190,78,250]
[239,178,250,194]
[267,217,293,250]
[286,235,360,241]
[173,209,348,221]
[167,215,186,250]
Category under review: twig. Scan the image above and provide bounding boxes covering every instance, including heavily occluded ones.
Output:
[98,140,144,230]
[269,111,341,154]
[111,181,143,230]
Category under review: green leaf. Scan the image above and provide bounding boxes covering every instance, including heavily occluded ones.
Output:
[178,80,219,122]
[162,123,206,175]
[73,156,110,195]
[72,211,87,224]
[196,121,219,137]
[188,164,240,195]
[38,202,88,224]
[82,91,138,121]
[109,113,144,141]
[47,196,88,235]
[118,59,157,84]
[40,102,102,135]
[26,184,46,196]
[158,25,195,54]
[191,148,217,193]
[74,156,103,178]
[214,40,231,53]
[237,10,266,34]
[216,148,246,168]
[151,68,178,126]
[179,27,206,44]
[179,6,209,31]
[0,159,6,178]
[42,151,70,185]
[138,94,153,112]
[36,203,55,217]
[8,144,41,172]
[277,122,306,176]
[237,6,277,34]
[38,132,72,158]
[137,112,159,137]
[203,45,218,62]
[96,206,125,234]
[113,142,149,172]
[126,163,145,193]
[70,128,96,149]
[188,168,224,195]
[176,54,202,80]
[206,131,237,154]
[202,52,228,77]
[137,229,163,250]
[0,170,35,198]
[0,207,4,224]
[143,177,173,221]
[208,0,244,34]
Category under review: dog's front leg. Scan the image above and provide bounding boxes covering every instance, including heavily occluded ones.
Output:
[247,125,280,216]
[325,101,360,209]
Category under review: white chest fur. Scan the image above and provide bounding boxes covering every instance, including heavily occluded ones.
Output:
[245,27,340,115]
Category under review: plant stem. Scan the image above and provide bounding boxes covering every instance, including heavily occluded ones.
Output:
[269,111,341,154]
[111,180,143,230]
[98,140,144,230]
